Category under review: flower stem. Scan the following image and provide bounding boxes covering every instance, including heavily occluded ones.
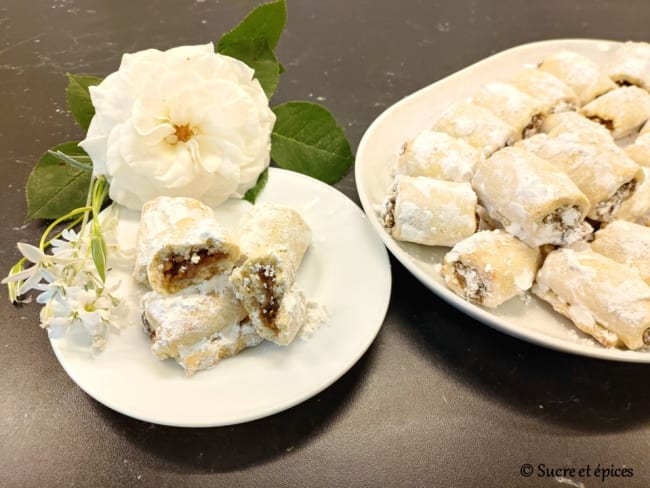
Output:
[6,259,27,303]
[39,207,91,251]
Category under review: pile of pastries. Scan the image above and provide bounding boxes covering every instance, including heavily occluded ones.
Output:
[134,196,312,374]
[380,41,650,351]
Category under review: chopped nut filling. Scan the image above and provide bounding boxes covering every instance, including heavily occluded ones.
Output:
[141,312,156,341]
[550,102,577,114]
[453,261,487,304]
[643,327,650,345]
[382,191,397,229]
[616,80,634,87]
[587,115,614,131]
[594,179,637,221]
[542,204,582,242]
[522,113,544,138]
[162,249,226,284]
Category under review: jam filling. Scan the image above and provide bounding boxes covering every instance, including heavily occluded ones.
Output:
[257,268,280,332]
[162,249,226,284]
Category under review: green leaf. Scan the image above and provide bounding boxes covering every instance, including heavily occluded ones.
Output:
[65,74,102,131]
[270,102,354,184]
[26,142,92,221]
[217,0,287,51]
[218,39,280,98]
[243,167,269,204]
[216,0,286,97]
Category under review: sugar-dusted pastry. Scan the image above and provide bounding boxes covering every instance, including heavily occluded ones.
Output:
[540,111,613,145]
[475,204,503,231]
[625,132,650,167]
[230,204,311,346]
[147,217,241,295]
[580,86,650,139]
[232,260,308,346]
[441,230,542,308]
[141,282,248,362]
[538,50,616,105]
[236,204,311,272]
[517,133,644,222]
[133,196,214,284]
[509,68,579,113]
[615,167,650,225]
[591,220,650,284]
[472,82,546,139]
[380,175,477,246]
[471,147,591,247]
[396,130,481,182]
[177,319,264,375]
[244,284,307,346]
[432,101,516,157]
[606,41,650,90]
[533,247,650,350]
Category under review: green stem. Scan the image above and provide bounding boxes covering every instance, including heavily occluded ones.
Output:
[6,259,27,302]
[47,150,93,172]
[39,207,91,250]
[45,215,84,247]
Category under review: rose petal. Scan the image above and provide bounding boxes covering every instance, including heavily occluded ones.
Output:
[82,45,274,209]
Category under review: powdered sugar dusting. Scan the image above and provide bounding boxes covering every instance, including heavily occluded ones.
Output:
[472,81,544,135]
[433,101,515,156]
[510,68,578,112]
[539,50,615,104]
[397,130,480,182]
[389,176,477,246]
[299,301,329,340]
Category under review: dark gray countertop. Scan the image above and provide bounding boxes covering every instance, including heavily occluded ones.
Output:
[1,1,649,486]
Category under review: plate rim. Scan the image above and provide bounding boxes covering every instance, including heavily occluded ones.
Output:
[355,38,650,364]
[50,167,393,427]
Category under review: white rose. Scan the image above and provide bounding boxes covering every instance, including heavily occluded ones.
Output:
[79,43,275,210]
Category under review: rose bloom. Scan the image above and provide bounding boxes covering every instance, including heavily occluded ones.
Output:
[80,43,275,210]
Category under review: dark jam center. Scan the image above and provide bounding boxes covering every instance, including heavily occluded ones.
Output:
[162,249,226,283]
[258,269,279,331]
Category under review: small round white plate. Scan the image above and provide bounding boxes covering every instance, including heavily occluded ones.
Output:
[356,38,650,363]
[50,168,392,426]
